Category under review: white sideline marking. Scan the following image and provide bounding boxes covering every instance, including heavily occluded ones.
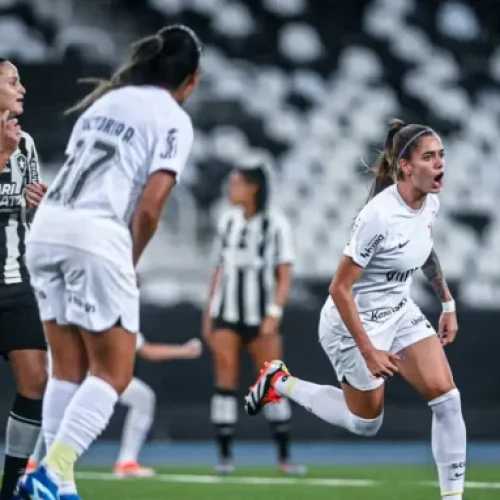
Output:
[76,471,376,487]
[76,472,500,490]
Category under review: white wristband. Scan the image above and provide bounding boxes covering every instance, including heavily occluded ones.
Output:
[267,304,283,320]
[442,300,456,313]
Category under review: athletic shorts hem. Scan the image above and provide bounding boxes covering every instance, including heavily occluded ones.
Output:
[212,318,261,343]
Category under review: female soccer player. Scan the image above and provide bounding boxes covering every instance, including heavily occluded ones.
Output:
[0,59,49,500]
[203,164,304,475]
[27,336,202,478]
[245,120,467,500]
[19,25,202,500]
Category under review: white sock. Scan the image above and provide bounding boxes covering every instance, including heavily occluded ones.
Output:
[43,378,80,451]
[116,378,156,464]
[43,375,118,493]
[274,376,383,436]
[42,377,80,494]
[30,432,45,464]
[429,389,466,499]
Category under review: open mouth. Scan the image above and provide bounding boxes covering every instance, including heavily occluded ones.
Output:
[432,172,444,189]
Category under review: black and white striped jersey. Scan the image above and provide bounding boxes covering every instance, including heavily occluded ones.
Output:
[0,131,41,292]
[209,207,295,326]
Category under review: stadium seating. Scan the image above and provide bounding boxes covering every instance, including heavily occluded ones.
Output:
[3,0,499,309]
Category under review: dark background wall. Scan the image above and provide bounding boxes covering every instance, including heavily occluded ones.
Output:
[1,303,496,441]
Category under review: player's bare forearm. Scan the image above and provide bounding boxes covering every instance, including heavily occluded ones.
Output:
[273,263,292,308]
[131,211,158,267]
[422,248,453,302]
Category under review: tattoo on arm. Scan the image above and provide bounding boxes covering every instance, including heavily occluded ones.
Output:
[422,248,450,302]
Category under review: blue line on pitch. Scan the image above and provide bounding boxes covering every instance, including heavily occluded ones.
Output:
[4,441,494,467]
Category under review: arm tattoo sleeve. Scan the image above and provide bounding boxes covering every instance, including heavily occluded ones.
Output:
[422,248,450,302]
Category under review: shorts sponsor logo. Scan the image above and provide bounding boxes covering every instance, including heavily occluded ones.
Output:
[369,298,407,322]
[411,315,425,326]
[67,293,95,313]
[360,234,384,259]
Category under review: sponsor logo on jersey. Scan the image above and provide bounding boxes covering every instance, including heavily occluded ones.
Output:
[0,182,23,210]
[386,266,419,283]
[369,297,407,322]
[360,234,384,259]
[29,157,39,183]
[160,128,178,159]
[411,315,425,326]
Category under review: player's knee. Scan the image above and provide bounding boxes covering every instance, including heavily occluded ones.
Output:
[429,388,462,418]
[15,361,47,399]
[349,412,384,437]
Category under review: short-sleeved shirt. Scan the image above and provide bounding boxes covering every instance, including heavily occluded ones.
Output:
[323,184,440,335]
[28,85,194,266]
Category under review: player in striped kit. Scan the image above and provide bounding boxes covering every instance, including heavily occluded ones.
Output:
[0,58,49,500]
[203,164,304,475]
[27,333,202,478]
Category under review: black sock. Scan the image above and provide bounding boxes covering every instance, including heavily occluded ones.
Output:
[214,424,234,461]
[269,420,291,463]
[0,394,42,499]
[211,388,237,462]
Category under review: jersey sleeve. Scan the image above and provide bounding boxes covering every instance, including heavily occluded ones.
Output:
[149,114,194,180]
[274,214,295,265]
[24,133,42,184]
[343,207,387,268]
[135,331,145,351]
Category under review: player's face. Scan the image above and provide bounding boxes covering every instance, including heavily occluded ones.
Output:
[402,135,445,194]
[228,171,255,206]
[0,62,25,116]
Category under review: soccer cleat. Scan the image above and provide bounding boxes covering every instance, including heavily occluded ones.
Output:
[279,462,308,476]
[113,461,156,478]
[17,465,59,500]
[245,360,290,416]
[214,460,236,475]
[26,460,37,474]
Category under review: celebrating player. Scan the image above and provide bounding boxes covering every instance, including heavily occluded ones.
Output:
[204,164,304,475]
[245,120,467,500]
[0,59,49,500]
[19,25,202,500]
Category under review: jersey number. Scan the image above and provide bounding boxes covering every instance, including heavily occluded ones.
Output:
[48,140,116,205]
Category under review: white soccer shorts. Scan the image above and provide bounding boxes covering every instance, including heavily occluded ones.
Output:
[26,242,139,333]
[319,299,436,391]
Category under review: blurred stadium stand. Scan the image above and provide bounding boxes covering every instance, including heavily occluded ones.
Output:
[4,0,500,309]
[1,0,499,440]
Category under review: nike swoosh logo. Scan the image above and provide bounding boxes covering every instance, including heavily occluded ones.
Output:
[454,472,465,478]
[398,241,410,249]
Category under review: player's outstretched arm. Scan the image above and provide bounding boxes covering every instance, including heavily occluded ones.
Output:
[138,338,202,361]
[421,248,453,303]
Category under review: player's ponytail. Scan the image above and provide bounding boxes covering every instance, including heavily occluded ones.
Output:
[366,119,405,202]
[66,24,201,114]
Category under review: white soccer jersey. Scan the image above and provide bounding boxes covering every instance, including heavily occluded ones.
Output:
[27,85,194,264]
[323,184,440,336]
